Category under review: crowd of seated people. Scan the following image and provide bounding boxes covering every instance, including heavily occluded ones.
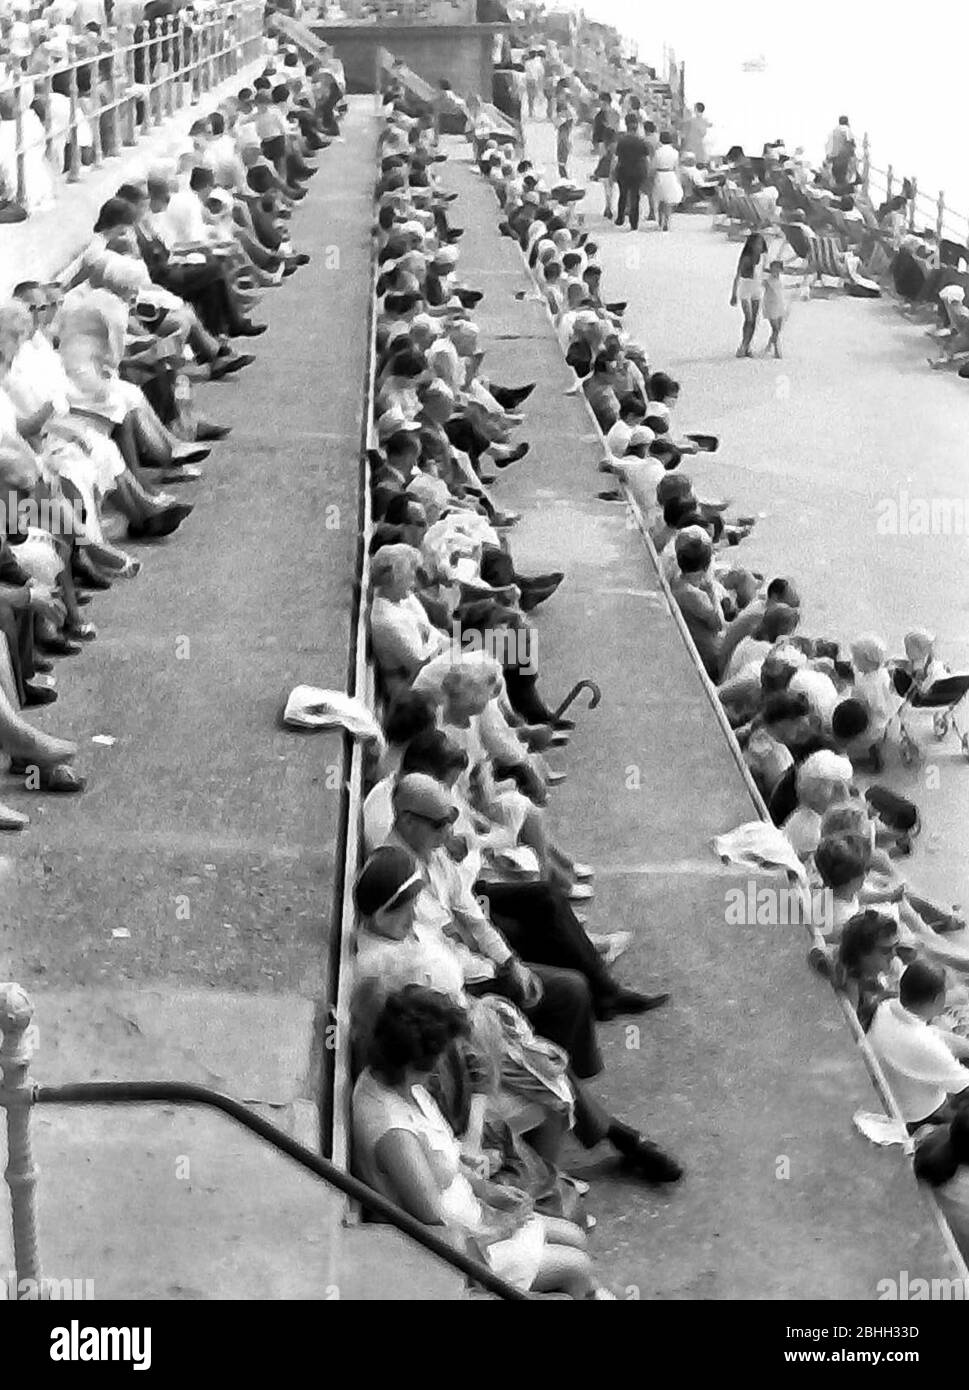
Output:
[487,60,969,1257]
[0,0,253,215]
[710,127,969,374]
[0,42,338,828]
[347,80,693,1300]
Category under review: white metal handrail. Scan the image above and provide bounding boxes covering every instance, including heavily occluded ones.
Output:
[863,148,969,248]
[0,2,267,215]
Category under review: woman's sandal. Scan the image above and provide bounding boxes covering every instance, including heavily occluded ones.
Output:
[9,761,86,794]
[0,802,29,831]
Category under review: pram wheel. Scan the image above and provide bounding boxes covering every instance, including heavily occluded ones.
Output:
[933,712,950,739]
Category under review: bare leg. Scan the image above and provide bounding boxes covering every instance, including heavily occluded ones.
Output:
[0,639,76,765]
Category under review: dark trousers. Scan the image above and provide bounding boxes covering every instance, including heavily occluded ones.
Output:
[444,415,490,469]
[157,263,237,338]
[0,590,37,702]
[616,176,641,229]
[503,667,553,724]
[475,880,616,1003]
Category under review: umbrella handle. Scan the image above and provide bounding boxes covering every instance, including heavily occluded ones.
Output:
[552,680,602,722]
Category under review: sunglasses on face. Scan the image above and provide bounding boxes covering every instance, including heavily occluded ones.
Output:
[410,811,453,831]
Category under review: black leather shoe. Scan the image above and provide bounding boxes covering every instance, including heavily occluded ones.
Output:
[231,322,268,337]
[494,442,529,469]
[24,683,58,707]
[493,382,536,407]
[36,634,82,657]
[594,989,670,1021]
[617,1137,683,1183]
[194,421,232,442]
[208,352,254,380]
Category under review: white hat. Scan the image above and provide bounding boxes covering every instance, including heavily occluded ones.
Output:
[375,408,421,443]
[626,425,656,449]
[410,312,441,339]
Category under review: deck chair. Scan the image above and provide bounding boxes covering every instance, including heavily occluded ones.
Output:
[809,232,849,281]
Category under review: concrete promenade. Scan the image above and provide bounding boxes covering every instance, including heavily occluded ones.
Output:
[439,132,959,1298]
[551,127,969,919]
[0,98,379,1298]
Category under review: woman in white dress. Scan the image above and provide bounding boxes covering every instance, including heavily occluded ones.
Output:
[650,131,683,232]
[352,984,603,1297]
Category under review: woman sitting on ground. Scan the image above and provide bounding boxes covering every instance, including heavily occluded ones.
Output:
[352,984,606,1297]
[368,543,450,700]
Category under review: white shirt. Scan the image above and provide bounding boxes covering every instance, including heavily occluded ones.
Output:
[158,188,212,248]
[605,420,632,455]
[789,668,841,731]
[868,999,969,1124]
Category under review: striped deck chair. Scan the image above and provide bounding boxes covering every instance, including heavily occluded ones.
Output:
[809,233,849,282]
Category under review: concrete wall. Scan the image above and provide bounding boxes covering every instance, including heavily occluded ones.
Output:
[313,22,503,98]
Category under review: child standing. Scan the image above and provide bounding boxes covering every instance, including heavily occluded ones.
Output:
[762,260,789,358]
[555,107,574,179]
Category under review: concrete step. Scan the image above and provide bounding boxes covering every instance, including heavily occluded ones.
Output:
[332,1224,467,1301]
[1,987,341,1299]
[22,1106,342,1300]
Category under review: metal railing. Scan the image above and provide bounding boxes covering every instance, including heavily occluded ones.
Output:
[0,982,526,1300]
[0,2,266,216]
[860,137,969,250]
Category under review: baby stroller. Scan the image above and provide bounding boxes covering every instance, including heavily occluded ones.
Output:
[887,665,969,764]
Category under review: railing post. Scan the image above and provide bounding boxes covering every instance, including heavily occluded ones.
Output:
[937,189,946,243]
[41,71,54,168]
[89,54,103,169]
[13,75,26,208]
[163,18,174,119]
[123,30,138,144]
[191,18,201,106]
[908,175,918,231]
[103,32,120,158]
[0,985,43,1297]
[66,58,82,182]
[886,163,893,201]
[861,132,870,197]
[152,20,164,125]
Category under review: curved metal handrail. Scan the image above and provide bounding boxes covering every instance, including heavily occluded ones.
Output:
[30,1078,529,1301]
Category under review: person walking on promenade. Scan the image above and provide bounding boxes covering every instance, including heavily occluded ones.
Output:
[680,101,711,165]
[650,131,683,232]
[730,232,770,357]
[591,127,617,219]
[523,49,545,119]
[614,114,650,231]
[762,260,789,358]
[826,115,856,187]
[555,106,574,179]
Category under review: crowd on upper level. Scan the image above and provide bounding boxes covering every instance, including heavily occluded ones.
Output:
[0,39,338,822]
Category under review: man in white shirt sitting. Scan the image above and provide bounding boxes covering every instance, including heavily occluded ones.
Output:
[868,960,969,1132]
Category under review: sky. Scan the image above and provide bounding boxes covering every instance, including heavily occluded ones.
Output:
[575,0,969,236]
